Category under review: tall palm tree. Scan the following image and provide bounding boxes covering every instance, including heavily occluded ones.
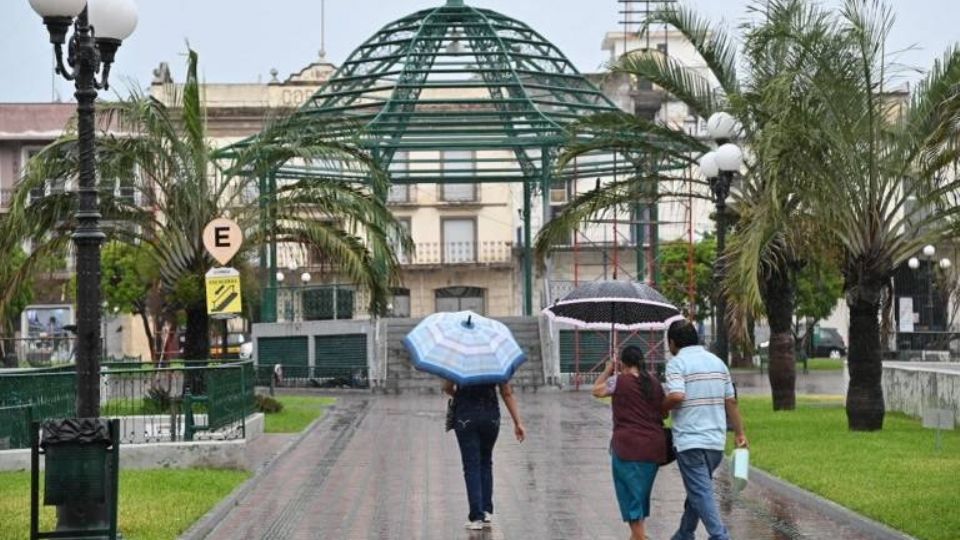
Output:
[793,0,960,430]
[537,0,841,410]
[16,49,409,361]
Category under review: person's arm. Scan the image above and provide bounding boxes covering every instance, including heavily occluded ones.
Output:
[498,383,526,442]
[442,379,456,398]
[725,397,748,447]
[591,361,616,398]
[662,359,686,416]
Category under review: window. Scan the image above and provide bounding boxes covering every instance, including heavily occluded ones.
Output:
[550,179,571,204]
[550,206,572,245]
[435,286,485,314]
[22,148,47,203]
[390,288,411,318]
[440,150,477,202]
[388,151,411,203]
[442,218,476,263]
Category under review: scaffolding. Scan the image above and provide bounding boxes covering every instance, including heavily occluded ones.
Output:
[558,0,696,388]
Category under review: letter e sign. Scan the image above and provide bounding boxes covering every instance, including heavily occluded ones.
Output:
[203,218,243,265]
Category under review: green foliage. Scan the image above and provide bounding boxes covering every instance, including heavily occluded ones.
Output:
[254,393,284,414]
[144,385,173,414]
[0,469,249,539]
[1,247,34,335]
[101,242,157,315]
[795,258,844,322]
[657,237,716,322]
[734,396,960,540]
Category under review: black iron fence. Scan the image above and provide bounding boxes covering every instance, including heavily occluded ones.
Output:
[255,364,369,390]
[0,361,255,450]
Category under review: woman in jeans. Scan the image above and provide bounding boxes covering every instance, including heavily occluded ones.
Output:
[443,380,526,531]
[593,346,666,540]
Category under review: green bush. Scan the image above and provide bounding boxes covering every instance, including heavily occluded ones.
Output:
[254,394,284,414]
[144,385,172,414]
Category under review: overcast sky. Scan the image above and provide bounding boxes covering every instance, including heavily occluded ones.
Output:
[2,0,957,102]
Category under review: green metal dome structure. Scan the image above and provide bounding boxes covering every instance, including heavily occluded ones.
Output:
[245,0,681,318]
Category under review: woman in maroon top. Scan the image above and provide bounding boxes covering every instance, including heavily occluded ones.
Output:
[593,345,666,540]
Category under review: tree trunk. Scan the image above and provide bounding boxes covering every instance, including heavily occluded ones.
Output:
[183,303,209,361]
[763,271,796,410]
[846,293,885,431]
[136,307,156,363]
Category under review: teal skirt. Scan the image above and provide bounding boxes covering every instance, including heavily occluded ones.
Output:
[611,450,658,522]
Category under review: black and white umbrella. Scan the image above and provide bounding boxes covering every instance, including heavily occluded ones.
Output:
[543,281,683,331]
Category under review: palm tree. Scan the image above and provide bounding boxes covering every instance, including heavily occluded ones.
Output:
[537,0,842,410]
[16,49,409,361]
[792,1,960,430]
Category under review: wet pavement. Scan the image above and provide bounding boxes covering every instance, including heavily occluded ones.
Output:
[206,392,883,540]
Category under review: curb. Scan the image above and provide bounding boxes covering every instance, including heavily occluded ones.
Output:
[178,402,340,540]
[741,463,916,540]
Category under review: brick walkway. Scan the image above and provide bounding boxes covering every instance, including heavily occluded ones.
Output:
[206,393,881,540]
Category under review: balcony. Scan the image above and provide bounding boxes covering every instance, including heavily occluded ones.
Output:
[398,241,514,266]
[0,189,12,210]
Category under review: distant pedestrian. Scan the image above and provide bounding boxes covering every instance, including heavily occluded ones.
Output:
[663,320,748,540]
[593,345,666,540]
[443,380,526,531]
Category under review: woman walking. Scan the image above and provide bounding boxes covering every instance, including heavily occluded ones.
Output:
[593,345,666,540]
[443,380,526,531]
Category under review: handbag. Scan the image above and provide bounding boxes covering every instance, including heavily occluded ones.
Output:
[661,426,677,466]
[445,398,456,432]
[730,448,749,492]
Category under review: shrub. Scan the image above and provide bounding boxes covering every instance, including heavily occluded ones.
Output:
[254,394,284,414]
[144,385,172,414]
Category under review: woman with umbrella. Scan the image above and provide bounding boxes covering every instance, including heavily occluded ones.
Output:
[403,311,527,531]
[593,345,666,540]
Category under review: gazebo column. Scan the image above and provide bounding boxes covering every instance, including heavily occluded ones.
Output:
[523,178,533,316]
[260,170,279,323]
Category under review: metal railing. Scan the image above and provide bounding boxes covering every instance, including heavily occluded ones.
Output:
[256,364,369,390]
[0,188,13,209]
[273,285,370,322]
[893,331,960,361]
[0,360,254,449]
[399,241,514,265]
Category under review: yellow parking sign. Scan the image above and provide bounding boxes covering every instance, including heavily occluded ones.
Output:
[206,267,242,318]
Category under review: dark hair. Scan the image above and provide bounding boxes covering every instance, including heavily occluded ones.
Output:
[619,345,653,400]
[620,345,645,368]
[668,320,700,349]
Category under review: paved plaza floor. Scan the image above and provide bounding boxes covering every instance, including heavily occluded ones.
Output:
[206,392,884,540]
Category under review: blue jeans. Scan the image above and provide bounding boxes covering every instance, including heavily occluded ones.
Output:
[454,416,500,522]
[671,449,730,540]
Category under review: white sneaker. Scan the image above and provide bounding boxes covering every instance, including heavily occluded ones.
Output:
[483,512,493,528]
[465,521,484,531]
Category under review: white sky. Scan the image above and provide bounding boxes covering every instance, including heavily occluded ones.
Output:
[1,0,956,102]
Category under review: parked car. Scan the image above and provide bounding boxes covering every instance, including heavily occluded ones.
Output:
[812,327,846,358]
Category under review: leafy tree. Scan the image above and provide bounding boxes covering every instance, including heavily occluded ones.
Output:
[792,1,960,429]
[100,242,158,360]
[17,49,409,360]
[658,238,716,323]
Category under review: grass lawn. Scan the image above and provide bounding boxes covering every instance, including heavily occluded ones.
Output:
[804,357,845,371]
[264,395,336,433]
[0,469,248,540]
[737,396,959,540]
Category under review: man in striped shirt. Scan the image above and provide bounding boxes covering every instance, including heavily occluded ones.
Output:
[663,320,747,540]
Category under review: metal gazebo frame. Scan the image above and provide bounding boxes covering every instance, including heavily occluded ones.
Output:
[226,0,686,320]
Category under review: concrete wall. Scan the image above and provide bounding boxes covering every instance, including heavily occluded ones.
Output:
[0,413,264,472]
[882,362,960,424]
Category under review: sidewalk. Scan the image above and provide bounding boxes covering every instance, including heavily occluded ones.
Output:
[203,393,894,540]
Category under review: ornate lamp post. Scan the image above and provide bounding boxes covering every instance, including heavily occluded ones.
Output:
[28,0,138,418]
[699,111,743,364]
[908,245,951,334]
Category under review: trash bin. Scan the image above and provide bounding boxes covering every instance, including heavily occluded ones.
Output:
[32,418,119,539]
[41,419,111,505]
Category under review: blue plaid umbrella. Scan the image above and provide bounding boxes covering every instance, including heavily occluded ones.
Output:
[402,311,526,386]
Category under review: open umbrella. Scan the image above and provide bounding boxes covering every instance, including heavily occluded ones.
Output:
[543,281,684,365]
[543,281,683,331]
[402,310,526,386]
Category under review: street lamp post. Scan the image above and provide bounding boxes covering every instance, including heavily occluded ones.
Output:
[699,112,743,364]
[908,245,951,334]
[28,0,138,418]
